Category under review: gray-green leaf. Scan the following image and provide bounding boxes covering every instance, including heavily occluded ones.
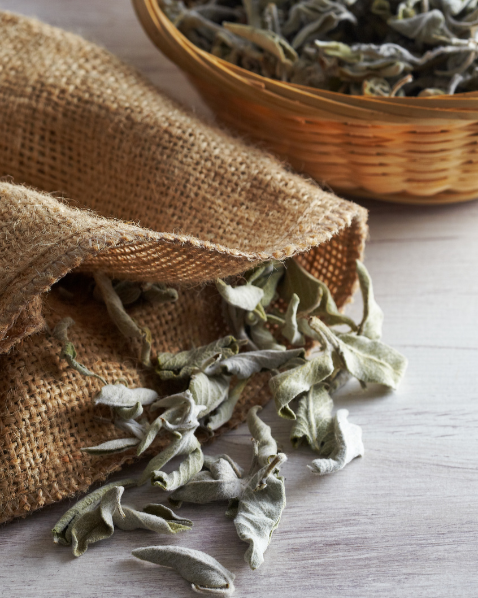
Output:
[282,293,305,346]
[234,454,287,570]
[247,406,277,467]
[216,278,264,311]
[206,348,304,379]
[152,444,204,491]
[309,317,407,389]
[308,409,364,475]
[356,260,384,340]
[81,437,140,455]
[94,384,159,408]
[269,350,334,419]
[290,383,333,450]
[132,546,236,596]
[206,379,249,431]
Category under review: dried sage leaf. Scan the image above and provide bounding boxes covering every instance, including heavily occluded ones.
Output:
[309,317,407,389]
[156,336,239,380]
[139,429,201,486]
[189,372,231,416]
[114,503,193,533]
[290,383,333,450]
[282,293,305,346]
[152,444,204,491]
[247,405,277,467]
[250,321,286,351]
[234,453,287,570]
[93,272,151,366]
[52,318,107,384]
[52,478,136,546]
[94,384,159,407]
[356,260,384,340]
[70,486,123,556]
[81,437,140,455]
[308,409,364,475]
[169,464,243,505]
[206,348,304,379]
[206,378,249,431]
[132,546,236,596]
[141,282,178,304]
[269,350,334,419]
[215,278,264,311]
[115,401,143,420]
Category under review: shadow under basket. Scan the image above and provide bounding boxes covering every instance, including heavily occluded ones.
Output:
[134,0,478,206]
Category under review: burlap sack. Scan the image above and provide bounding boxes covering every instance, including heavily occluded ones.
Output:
[0,11,367,524]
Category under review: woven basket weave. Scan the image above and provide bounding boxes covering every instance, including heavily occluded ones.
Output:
[134,0,478,205]
[0,12,366,523]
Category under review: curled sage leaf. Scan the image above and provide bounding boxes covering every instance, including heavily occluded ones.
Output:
[247,405,277,467]
[52,478,137,546]
[269,350,334,419]
[139,429,202,486]
[189,372,231,416]
[206,378,249,431]
[81,437,140,455]
[308,409,364,475]
[152,443,204,492]
[93,272,152,366]
[290,383,333,451]
[156,336,239,380]
[132,546,236,596]
[309,317,407,390]
[356,260,384,341]
[205,348,304,379]
[215,278,264,311]
[52,318,107,384]
[234,452,287,570]
[282,293,305,346]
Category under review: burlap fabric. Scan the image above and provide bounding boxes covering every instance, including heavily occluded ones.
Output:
[0,11,367,524]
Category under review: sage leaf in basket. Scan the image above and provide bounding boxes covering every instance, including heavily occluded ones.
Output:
[356,260,384,340]
[216,278,264,311]
[81,437,140,455]
[132,546,236,596]
[234,452,287,570]
[223,23,298,65]
[52,318,107,384]
[309,317,407,389]
[282,293,305,346]
[308,409,364,475]
[269,350,334,419]
[52,478,137,546]
[205,348,304,379]
[156,336,239,380]
[94,384,159,407]
[93,272,152,366]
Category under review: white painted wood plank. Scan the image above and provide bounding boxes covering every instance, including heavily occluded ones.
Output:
[0,2,477,597]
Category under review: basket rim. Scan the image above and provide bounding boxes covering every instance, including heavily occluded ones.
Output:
[133,0,478,124]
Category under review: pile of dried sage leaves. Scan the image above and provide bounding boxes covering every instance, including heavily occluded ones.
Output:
[52,258,406,595]
[161,0,478,96]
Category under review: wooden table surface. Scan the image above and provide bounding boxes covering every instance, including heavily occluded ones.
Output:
[1,2,477,597]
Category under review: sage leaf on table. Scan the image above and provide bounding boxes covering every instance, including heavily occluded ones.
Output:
[205,348,304,379]
[206,378,249,431]
[234,452,287,570]
[308,409,364,475]
[156,336,239,380]
[152,442,205,492]
[309,316,407,389]
[116,502,193,533]
[139,429,203,486]
[269,349,334,419]
[247,405,277,467]
[52,478,137,546]
[52,318,107,384]
[290,383,334,451]
[132,546,236,596]
[189,372,231,416]
[356,260,384,340]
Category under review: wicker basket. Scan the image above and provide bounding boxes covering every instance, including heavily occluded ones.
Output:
[133,0,478,205]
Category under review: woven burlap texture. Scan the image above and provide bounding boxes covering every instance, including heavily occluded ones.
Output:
[0,11,367,524]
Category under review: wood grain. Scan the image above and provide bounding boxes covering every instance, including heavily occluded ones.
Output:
[0,1,477,597]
